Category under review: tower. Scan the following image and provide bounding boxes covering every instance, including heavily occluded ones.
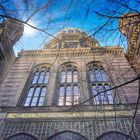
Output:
[0,19,24,83]
[119,13,140,73]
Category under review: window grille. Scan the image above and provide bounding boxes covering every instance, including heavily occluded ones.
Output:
[48,131,87,140]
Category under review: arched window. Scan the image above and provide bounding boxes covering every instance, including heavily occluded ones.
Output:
[88,63,113,105]
[47,131,88,140]
[58,64,79,106]
[96,131,134,140]
[24,64,50,107]
[6,133,37,140]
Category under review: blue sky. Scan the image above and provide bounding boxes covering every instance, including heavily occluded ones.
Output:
[3,0,138,55]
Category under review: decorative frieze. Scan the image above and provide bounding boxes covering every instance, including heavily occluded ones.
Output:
[18,47,123,57]
[7,110,130,119]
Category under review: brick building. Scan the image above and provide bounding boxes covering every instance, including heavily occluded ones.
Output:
[0,13,139,140]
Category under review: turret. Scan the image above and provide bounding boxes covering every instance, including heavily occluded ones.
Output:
[119,13,140,73]
[0,19,24,83]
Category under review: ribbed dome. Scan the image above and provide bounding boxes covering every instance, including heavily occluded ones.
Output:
[44,28,100,49]
[62,28,88,35]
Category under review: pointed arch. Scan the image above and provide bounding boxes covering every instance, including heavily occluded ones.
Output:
[33,63,51,71]
[59,61,80,70]
[47,130,88,140]
[5,132,38,140]
[96,131,134,140]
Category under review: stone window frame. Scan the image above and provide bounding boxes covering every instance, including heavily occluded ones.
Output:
[57,62,80,106]
[87,62,113,105]
[22,63,51,107]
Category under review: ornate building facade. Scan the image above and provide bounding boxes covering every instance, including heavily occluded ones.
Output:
[0,14,139,140]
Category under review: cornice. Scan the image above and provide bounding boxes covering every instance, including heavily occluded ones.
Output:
[18,46,123,57]
[125,23,140,66]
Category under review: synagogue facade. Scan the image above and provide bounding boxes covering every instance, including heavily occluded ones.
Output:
[0,13,139,140]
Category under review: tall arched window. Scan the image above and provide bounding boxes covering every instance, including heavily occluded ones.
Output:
[88,63,113,105]
[58,64,79,106]
[24,64,50,107]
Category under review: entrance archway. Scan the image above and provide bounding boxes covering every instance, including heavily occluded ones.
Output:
[6,133,38,140]
[96,131,134,140]
[47,130,88,140]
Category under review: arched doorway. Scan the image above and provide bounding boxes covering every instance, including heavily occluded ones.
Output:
[47,130,88,140]
[96,131,134,140]
[5,133,38,140]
